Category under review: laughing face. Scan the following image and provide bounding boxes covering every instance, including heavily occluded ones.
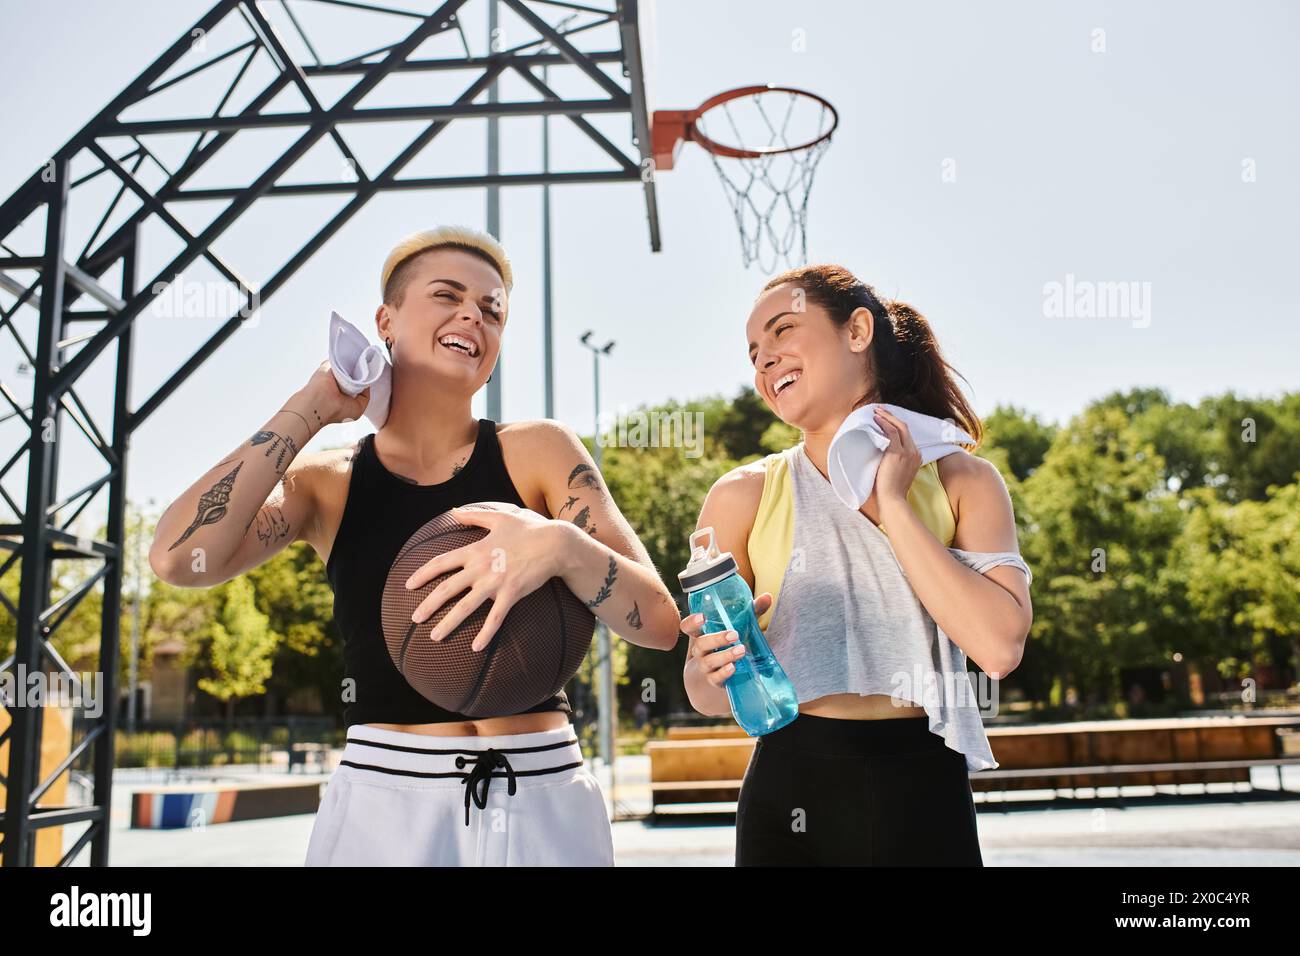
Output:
[746,282,874,432]
[377,247,506,390]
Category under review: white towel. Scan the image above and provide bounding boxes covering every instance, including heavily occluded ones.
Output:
[948,547,1033,586]
[826,403,975,510]
[328,310,392,429]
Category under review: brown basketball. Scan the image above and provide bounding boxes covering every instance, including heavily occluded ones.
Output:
[380,501,595,717]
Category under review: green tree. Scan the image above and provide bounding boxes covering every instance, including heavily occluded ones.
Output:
[979,404,1057,482]
[246,543,341,715]
[1018,404,1185,710]
[1177,482,1300,689]
[1194,393,1300,502]
[190,576,279,717]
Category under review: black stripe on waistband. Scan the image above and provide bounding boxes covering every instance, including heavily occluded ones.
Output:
[343,736,580,757]
[339,759,585,780]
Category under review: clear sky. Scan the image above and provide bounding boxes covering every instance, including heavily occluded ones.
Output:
[1,0,1296,523]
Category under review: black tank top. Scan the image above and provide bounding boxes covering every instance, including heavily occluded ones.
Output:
[325,419,572,727]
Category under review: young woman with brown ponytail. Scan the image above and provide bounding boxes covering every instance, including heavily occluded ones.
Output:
[682,264,1033,866]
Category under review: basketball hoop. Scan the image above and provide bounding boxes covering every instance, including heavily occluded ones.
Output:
[652,85,839,272]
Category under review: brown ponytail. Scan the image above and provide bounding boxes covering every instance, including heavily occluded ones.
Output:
[760,265,982,447]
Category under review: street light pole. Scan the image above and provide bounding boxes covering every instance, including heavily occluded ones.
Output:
[128,501,142,732]
[486,0,502,420]
[540,13,577,420]
[579,329,616,804]
[127,496,155,732]
[542,92,553,418]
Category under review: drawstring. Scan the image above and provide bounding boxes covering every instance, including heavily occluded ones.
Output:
[457,748,518,827]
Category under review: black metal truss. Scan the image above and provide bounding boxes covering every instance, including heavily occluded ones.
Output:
[0,0,656,867]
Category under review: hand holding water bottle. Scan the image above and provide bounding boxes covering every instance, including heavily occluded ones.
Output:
[679,528,798,735]
[683,593,773,688]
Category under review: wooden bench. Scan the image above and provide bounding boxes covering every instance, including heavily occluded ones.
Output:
[646,716,1300,816]
[974,717,1300,806]
[665,725,749,741]
[648,727,752,816]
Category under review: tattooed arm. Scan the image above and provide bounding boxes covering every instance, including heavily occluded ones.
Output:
[148,362,362,587]
[513,420,680,651]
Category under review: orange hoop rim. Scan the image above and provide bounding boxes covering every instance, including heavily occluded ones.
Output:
[660,84,839,161]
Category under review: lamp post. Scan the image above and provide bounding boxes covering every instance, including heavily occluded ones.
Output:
[579,330,614,467]
[127,496,155,733]
[485,0,502,419]
[579,329,616,799]
[540,13,579,418]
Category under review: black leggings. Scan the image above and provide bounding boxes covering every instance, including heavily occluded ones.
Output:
[735,713,984,866]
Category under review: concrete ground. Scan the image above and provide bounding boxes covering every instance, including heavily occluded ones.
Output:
[64,756,1300,866]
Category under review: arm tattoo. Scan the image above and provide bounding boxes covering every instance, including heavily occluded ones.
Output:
[278,406,315,442]
[390,452,466,485]
[250,429,299,475]
[563,464,605,533]
[567,463,601,491]
[251,505,291,546]
[168,462,242,551]
[564,502,597,536]
[626,601,643,630]
[244,477,283,535]
[585,557,617,609]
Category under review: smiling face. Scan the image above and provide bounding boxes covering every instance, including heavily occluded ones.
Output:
[376,247,507,390]
[746,282,875,432]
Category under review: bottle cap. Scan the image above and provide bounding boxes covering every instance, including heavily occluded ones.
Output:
[678,527,739,593]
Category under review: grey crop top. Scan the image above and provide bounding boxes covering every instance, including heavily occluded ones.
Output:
[755,443,1032,771]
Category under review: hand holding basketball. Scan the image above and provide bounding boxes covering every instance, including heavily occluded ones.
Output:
[382,503,595,716]
[404,503,569,651]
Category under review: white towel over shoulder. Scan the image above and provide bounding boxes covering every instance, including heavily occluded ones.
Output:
[827,402,975,510]
[328,310,391,429]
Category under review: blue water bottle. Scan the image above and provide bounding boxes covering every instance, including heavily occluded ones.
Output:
[678,527,799,736]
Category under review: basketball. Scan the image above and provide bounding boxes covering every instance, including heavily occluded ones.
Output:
[380,501,595,717]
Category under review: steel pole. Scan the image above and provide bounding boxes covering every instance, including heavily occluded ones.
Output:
[485,0,502,420]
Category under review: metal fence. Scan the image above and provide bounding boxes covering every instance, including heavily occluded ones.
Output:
[71,715,342,772]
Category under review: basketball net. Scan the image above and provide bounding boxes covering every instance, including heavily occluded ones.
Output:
[692,89,836,273]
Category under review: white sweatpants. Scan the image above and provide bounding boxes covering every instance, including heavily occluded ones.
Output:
[304,723,614,866]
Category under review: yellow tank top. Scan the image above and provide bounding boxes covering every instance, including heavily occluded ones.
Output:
[747,449,958,631]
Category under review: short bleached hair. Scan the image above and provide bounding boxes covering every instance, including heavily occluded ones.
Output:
[379,226,514,303]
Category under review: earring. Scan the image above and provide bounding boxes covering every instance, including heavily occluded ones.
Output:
[385,339,392,352]
[487,373,493,383]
